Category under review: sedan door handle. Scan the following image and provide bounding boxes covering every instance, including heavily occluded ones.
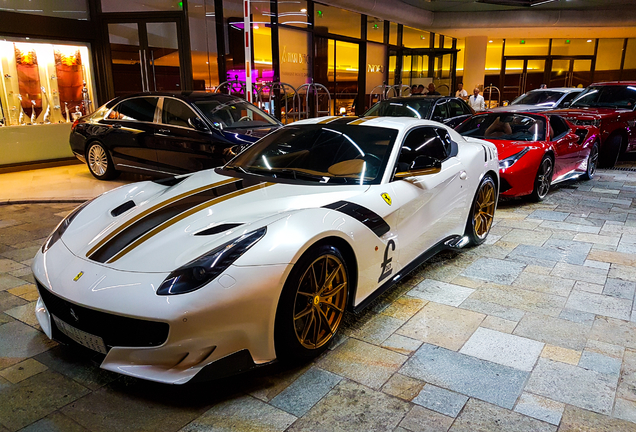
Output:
[158,129,170,134]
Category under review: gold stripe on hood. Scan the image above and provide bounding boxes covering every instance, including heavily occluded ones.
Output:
[107,182,275,263]
[86,177,237,258]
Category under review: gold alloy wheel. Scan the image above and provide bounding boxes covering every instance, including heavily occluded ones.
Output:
[293,254,347,349]
[473,179,496,239]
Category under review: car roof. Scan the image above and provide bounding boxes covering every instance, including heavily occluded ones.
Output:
[589,81,636,86]
[378,96,460,102]
[111,92,243,105]
[293,116,448,132]
[524,88,583,93]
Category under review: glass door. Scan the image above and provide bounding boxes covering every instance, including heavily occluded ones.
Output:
[502,58,546,102]
[108,21,182,97]
[549,58,593,88]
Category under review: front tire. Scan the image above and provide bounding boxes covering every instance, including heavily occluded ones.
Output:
[582,142,599,181]
[529,155,553,202]
[86,142,119,180]
[465,174,497,246]
[274,244,349,361]
[599,134,622,168]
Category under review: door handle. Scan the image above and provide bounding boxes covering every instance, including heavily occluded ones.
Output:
[158,129,170,133]
[459,171,467,180]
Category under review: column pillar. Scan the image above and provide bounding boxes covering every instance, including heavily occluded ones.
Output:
[463,36,488,91]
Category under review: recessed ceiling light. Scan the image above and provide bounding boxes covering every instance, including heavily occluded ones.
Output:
[587,39,592,42]
[300,8,307,12]
[489,40,493,43]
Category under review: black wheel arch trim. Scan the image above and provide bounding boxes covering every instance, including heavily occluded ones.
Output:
[322,201,390,237]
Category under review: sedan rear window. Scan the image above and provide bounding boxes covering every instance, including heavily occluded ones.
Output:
[571,85,636,109]
[364,99,436,119]
[456,113,546,142]
[511,91,564,107]
[108,98,158,122]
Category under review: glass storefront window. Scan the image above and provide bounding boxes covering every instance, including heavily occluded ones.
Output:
[435,34,441,49]
[314,4,360,39]
[224,0,247,81]
[0,0,88,20]
[389,23,398,46]
[444,37,454,49]
[595,39,623,82]
[278,0,308,28]
[0,38,96,126]
[367,18,384,44]
[253,26,273,84]
[101,0,181,13]
[334,41,358,115]
[504,38,549,56]
[279,27,310,88]
[366,42,386,110]
[623,39,636,81]
[401,55,412,85]
[551,38,595,56]
[388,53,397,85]
[403,26,430,49]
[188,0,219,90]
[485,38,504,74]
[456,38,465,81]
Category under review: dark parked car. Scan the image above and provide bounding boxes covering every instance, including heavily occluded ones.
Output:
[550,82,636,166]
[492,88,584,113]
[363,96,474,128]
[70,92,282,180]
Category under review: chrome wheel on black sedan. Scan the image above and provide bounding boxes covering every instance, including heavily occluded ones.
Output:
[86,142,119,180]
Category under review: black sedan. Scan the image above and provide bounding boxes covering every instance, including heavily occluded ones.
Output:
[70,92,282,180]
[363,96,474,128]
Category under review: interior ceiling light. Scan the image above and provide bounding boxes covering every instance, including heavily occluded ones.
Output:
[489,40,493,43]
[587,39,593,42]
[300,8,307,12]
[477,0,558,6]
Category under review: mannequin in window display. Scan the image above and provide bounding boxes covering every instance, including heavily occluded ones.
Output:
[54,49,84,115]
[15,45,42,121]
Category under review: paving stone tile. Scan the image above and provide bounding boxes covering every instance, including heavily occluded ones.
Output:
[559,404,636,431]
[459,298,525,322]
[574,233,621,246]
[540,344,582,365]
[381,373,424,401]
[603,278,636,300]
[499,228,552,246]
[380,296,428,321]
[287,380,410,432]
[407,279,474,307]
[585,259,611,270]
[0,274,30,292]
[7,284,37,301]
[0,370,89,431]
[617,242,636,254]
[0,246,40,263]
[412,384,468,418]
[0,358,47,384]
[586,339,625,359]
[180,395,295,432]
[397,302,484,351]
[19,411,90,432]
[0,258,26,273]
[524,264,553,275]
[398,405,453,432]
[247,363,311,403]
[348,314,404,345]
[613,398,636,424]
[551,262,608,285]
[590,316,636,350]
[565,216,604,227]
[319,339,407,390]
[468,283,566,317]
[527,210,570,221]
[525,358,618,415]
[588,250,636,267]
[0,321,56,370]
[511,272,574,297]
[513,313,590,351]
[400,344,528,409]
[479,315,517,333]
[420,263,464,283]
[574,280,605,294]
[4,301,39,327]
[589,212,629,222]
[459,327,544,371]
[618,349,636,403]
[0,291,27,313]
[448,398,556,432]
[610,264,636,283]
[559,308,596,325]
[566,290,632,320]
[270,367,342,417]
[513,392,564,426]
[579,350,622,376]
[540,220,600,234]
[381,334,422,355]
[460,258,525,285]
[497,219,543,230]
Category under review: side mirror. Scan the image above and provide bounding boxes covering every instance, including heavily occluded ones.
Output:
[188,117,210,132]
[394,155,442,178]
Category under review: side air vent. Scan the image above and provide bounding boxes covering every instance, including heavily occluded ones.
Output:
[111,200,135,217]
[195,223,243,236]
[153,176,187,187]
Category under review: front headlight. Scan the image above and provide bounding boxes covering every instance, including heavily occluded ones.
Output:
[156,227,266,295]
[42,200,91,253]
[499,148,529,170]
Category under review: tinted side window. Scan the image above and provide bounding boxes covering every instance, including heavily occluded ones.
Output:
[549,115,570,139]
[109,98,157,122]
[559,92,579,107]
[432,101,449,120]
[162,99,197,128]
[449,100,469,117]
[400,127,449,166]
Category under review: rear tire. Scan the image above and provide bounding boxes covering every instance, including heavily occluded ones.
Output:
[274,244,349,361]
[582,142,599,181]
[465,174,497,246]
[86,142,119,180]
[529,155,553,202]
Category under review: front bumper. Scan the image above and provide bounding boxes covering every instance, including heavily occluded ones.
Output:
[32,238,291,384]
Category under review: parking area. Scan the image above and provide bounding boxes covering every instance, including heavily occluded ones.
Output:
[1,163,636,431]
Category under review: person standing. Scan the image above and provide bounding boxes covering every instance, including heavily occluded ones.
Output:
[427,83,441,96]
[456,83,468,100]
[468,88,485,112]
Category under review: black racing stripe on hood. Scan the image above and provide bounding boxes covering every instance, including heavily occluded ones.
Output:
[323,201,390,237]
[89,178,261,263]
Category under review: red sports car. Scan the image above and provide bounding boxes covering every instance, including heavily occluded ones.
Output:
[456,112,599,201]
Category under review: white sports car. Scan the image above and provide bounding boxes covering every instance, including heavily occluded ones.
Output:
[33,116,499,384]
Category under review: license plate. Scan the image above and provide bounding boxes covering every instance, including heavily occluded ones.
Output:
[52,315,108,354]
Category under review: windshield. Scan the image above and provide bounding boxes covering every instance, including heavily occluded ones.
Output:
[364,99,436,119]
[194,100,279,129]
[511,91,564,107]
[570,85,636,109]
[225,124,398,185]
[456,113,546,142]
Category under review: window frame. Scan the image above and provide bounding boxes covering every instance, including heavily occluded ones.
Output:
[105,96,161,124]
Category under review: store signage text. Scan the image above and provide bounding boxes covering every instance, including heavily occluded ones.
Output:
[282,46,310,65]
[368,64,384,73]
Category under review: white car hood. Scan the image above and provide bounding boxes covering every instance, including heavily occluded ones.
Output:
[61,170,368,272]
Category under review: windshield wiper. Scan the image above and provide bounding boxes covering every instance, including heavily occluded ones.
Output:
[224,165,250,174]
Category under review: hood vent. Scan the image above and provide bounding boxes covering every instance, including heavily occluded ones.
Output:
[111,200,136,217]
[153,176,187,187]
[195,223,243,236]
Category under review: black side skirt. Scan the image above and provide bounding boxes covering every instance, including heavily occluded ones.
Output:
[191,349,259,383]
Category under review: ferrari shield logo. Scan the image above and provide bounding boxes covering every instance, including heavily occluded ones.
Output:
[73,271,84,282]
[381,193,392,206]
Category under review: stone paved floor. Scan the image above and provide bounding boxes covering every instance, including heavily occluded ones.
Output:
[2,165,636,431]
